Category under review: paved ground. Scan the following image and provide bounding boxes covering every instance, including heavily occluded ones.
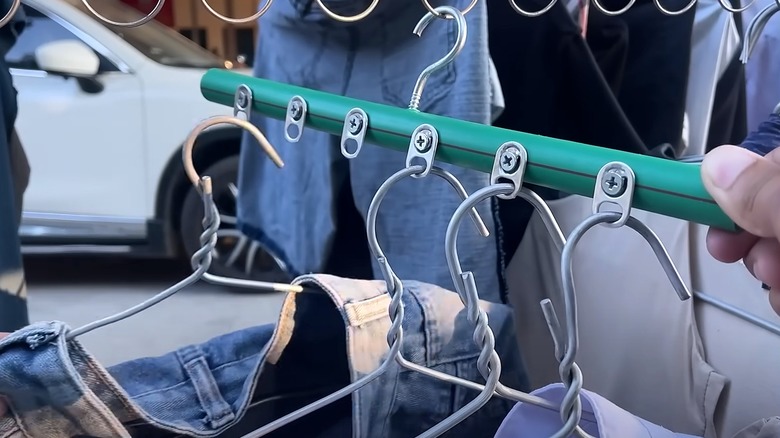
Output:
[24,256,286,366]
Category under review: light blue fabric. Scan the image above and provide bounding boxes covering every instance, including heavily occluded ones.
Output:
[494,384,702,438]
[0,274,528,437]
[237,0,503,302]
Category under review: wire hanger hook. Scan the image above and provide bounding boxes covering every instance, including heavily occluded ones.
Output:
[421,0,480,19]
[201,0,274,24]
[740,1,779,63]
[408,5,468,110]
[81,0,166,27]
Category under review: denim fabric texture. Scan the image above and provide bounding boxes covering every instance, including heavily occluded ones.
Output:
[741,113,780,157]
[237,0,504,302]
[0,274,527,438]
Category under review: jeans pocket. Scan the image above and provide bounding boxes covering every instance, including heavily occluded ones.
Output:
[379,15,458,111]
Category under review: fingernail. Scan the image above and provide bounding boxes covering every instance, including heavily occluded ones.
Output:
[702,148,758,190]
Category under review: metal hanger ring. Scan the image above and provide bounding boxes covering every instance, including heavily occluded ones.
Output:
[81,0,166,27]
[313,0,380,22]
[0,0,21,30]
[183,115,284,191]
[200,0,274,24]
[589,0,637,16]
[652,0,697,15]
[717,0,757,13]
[507,0,560,17]
[420,0,479,19]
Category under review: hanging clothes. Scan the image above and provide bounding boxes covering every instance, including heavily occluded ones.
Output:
[237,0,505,302]
[0,275,528,438]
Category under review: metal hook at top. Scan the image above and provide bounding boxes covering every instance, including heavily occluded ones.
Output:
[81,0,166,27]
[201,0,274,24]
[183,115,284,193]
[408,6,468,111]
[740,2,779,63]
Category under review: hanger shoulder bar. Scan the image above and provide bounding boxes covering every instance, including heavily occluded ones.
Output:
[200,69,736,231]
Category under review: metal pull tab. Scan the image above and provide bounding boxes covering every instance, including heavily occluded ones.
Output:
[406,124,439,178]
[233,84,252,120]
[490,141,528,200]
[284,95,307,143]
[340,108,369,159]
[592,161,636,228]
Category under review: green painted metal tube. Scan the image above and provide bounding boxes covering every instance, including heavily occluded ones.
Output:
[201,69,736,231]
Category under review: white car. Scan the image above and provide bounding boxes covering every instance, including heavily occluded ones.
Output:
[11,0,287,283]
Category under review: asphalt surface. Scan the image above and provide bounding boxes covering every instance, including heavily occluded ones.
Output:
[24,256,285,366]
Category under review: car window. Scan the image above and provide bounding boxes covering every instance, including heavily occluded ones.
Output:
[6,5,117,72]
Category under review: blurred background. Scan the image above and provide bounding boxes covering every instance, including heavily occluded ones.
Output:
[14,0,286,367]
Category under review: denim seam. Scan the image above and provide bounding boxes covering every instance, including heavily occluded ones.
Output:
[129,354,259,399]
[3,400,30,438]
[75,345,140,421]
[180,356,236,428]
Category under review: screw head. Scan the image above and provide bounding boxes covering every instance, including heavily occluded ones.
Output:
[414,130,433,153]
[500,148,521,173]
[601,169,627,197]
[236,90,249,109]
[289,100,303,121]
[347,113,364,135]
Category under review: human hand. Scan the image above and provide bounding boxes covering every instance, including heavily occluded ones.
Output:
[701,145,780,315]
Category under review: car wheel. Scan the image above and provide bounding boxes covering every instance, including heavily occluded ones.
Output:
[179,155,291,288]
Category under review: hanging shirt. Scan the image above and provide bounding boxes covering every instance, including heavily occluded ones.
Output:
[494,384,702,437]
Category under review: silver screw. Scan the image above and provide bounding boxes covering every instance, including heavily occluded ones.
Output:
[289,100,303,121]
[601,168,627,197]
[236,90,249,109]
[499,148,521,173]
[347,113,364,135]
[414,129,433,153]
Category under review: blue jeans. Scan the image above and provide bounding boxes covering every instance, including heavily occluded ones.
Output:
[237,0,505,302]
[0,274,529,437]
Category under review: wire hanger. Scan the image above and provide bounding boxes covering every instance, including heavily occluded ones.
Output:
[444,141,591,438]
[185,85,304,294]
[65,106,288,340]
[538,162,692,437]
[741,1,779,63]
[80,0,166,27]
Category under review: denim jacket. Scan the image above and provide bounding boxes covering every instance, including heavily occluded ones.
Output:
[0,274,528,438]
[237,0,505,302]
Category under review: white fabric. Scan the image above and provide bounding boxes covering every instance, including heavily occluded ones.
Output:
[682,0,740,156]
[507,195,727,437]
[493,384,701,438]
[689,223,780,437]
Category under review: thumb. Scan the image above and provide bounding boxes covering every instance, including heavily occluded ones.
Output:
[701,145,780,239]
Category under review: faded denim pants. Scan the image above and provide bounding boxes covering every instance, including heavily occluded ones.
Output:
[0,274,528,438]
[237,0,506,302]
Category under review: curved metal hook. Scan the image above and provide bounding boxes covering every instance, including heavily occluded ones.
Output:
[314,0,380,22]
[508,0,561,17]
[181,115,302,294]
[183,116,284,191]
[551,212,691,437]
[653,0,698,16]
[408,6,468,110]
[0,0,20,30]
[201,0,274,24]
[81,0,166,27]
[421,0,479,18]
[740,2,778,63]
[445,183,593,438]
